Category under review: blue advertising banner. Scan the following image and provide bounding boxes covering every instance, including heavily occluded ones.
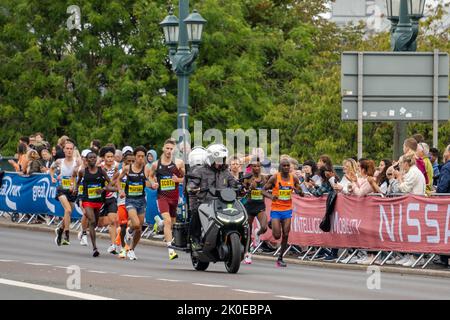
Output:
[0,172,83,218]
[0,172,184,225]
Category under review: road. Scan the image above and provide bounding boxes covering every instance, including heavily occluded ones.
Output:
[0,227,450,300]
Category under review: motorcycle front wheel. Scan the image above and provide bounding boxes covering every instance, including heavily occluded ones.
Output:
[224,233,241,274]
[191,252,209,271]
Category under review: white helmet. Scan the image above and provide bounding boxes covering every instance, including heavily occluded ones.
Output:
[206,143,228,166]
[188,146,208,167]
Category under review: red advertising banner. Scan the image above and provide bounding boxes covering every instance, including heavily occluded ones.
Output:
[257,194,450,254]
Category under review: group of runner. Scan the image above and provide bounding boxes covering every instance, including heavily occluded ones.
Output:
[51,138,184,261]
[50,138,302,268]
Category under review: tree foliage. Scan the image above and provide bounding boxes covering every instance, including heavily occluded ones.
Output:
[0,0,448,164]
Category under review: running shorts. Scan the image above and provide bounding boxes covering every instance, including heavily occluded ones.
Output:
[157,198,178,218]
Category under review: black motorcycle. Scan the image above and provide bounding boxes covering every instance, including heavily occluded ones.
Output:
[171,176,250,274]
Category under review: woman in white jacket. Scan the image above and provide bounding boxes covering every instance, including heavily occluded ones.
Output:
[394,152,426,196]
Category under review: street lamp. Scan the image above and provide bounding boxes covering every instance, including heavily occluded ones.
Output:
[160,2,206,132]
[385,0,426,159]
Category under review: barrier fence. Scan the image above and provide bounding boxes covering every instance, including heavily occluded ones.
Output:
[1,171,450,269]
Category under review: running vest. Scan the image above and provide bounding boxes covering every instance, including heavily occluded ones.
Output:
[155,159,181,200]
[102,162,118,199]
[271,173,294,211]
[248,178,265,202]
[117,168,127,206]
[60,159,77,190]
[82,167,106,202]
[125,165,146,199]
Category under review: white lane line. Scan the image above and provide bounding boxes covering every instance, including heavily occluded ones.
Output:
[156,278,183,282]
[0,278,115,300]
[0,260,17,263]
[192,283,228,288]
[121,275,152,278]
[233,289,271,294]
[25,263,52,266]
[87,270,108,274]
[275,295,313,300]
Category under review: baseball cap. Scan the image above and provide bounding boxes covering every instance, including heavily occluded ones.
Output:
[122,146,133,155]
[81,149,92,158]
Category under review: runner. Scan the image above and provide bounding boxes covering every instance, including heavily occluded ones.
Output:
[147,138,185,260]
[117,146,150,260]
[264,158,303,267]
[98,146,120,254]
[50,140,82,246]
[116,149,135,259]
[77,149,91,246]
[243,158,269,264]
[75,152,116,257]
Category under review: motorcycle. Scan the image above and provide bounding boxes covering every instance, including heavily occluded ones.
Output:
[170,174,251,274]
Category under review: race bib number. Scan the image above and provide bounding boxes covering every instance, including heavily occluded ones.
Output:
[61,176,72,190]
[78,185,83,194]
[278,188,292,201]
[251,189,263,201]
[87,184,102,199]
[160,176,176,191]
[121,182,126,190]
[128,182,143,196]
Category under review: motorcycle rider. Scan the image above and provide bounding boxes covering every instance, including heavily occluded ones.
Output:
[188,144,238,250]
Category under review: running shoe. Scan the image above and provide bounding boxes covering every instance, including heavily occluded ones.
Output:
[93,248,100,257]
[80,234,88,246]
[62,238,70,246]
[107,244,118,255]
[127,249,137,260]
[119,248,127,259]
[54,227,63,246]
[169,250,178,261]
[276,259,287,268]
[244,253,252,264]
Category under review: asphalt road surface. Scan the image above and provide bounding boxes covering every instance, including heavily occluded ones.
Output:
[1,227,450,300]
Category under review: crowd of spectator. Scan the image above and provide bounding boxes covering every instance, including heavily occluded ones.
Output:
[4,132,450,268]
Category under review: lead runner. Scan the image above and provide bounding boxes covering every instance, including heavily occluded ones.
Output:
[264,158,303,267]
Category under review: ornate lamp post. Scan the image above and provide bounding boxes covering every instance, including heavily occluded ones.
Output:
[160,2,206,132]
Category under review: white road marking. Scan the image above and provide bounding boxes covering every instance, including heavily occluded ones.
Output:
[0,260,17,263]
[87,270,108,274]
[25,263,52,266]
[276,295,313,300]
[0,278,115,300]
[192,283,228,288]
[121,275,152,278]
[156,278,182,282]
[233,289,271,294]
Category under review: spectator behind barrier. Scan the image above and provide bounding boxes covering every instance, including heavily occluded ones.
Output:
[394,153,426,195]
[348,159,380,196]
[437,145,450,194]
[385,165,399,195]
[429,147,440,186]
[39,148,53,173]
[404,137,427,185]
[9,143,28,174]
[375,159,392,194]
[333,158,358,194]
[300,160,322,194]
[26,149,42,175]
[418,142,434,194]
